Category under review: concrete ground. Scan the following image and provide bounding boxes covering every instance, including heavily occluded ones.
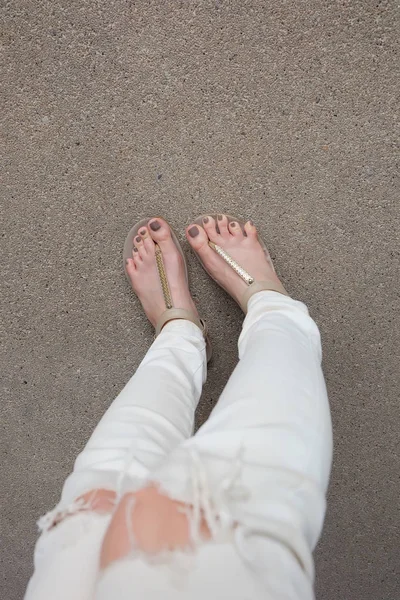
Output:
[1,1,399,598]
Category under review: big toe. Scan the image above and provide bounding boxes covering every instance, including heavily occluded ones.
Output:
[148,218,173,245]
[186,223,211,254]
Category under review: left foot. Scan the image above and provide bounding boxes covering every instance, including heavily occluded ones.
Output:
[125,218,198,328]
[185,215,283,309]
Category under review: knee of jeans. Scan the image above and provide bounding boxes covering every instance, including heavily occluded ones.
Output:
[99,486,212,570]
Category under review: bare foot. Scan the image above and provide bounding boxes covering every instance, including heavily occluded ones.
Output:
[186,214,283,309]
[126,218,198,327]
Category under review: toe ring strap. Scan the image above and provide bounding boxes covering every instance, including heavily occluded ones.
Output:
[240,280,289,313]
[155,308,206,337]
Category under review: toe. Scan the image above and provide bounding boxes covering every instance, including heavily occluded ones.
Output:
[186,223,222,271]
[134,234,144,249]
[216,214,230,238]
[134,235,147,259]
[201,215,219,242]
[132,247,142,266]
[143,235,155,254]
[126,258,136,277]
[228,220,244,238]
[186,223,209,251]
[139,226,150,240]
[148,217,177,256]
[148,218,170,242]
[244,219,257,238]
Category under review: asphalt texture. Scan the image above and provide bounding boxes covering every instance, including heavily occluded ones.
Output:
[1,1,399,599]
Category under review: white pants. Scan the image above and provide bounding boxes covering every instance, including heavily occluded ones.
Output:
[25,291,332,600]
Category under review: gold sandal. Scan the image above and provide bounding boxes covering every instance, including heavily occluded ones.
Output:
[123,217,212,362]
[192,214,289,313]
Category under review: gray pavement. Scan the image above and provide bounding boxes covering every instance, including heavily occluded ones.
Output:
[1,1,399,598]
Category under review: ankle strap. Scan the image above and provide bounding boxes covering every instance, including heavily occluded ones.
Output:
[155,308,205,336]
[240,280,289,313]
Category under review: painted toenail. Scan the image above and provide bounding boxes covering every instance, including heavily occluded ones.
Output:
[149,220,161,231]
[217,215,223,221]
[140,229,146,235]
[249,220,254,226]
[136,236,141,243]
[203,217,209,223]
[133,247,138,252]
[230,222,236,227]
[188,226,199,238]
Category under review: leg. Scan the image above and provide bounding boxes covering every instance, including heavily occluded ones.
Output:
[183,217,332,572]
[183,213,331,507]
[60,218,207,505]
[24,219,207,600]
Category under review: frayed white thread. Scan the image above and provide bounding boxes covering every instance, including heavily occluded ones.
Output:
[36,489,117,537]
[187,451,202,545]
[191,450,220,538]
[37,497,86,533]
[216,446,250,529]
[183,445,250,542]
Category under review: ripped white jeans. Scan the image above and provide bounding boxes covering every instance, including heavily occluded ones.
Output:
[24,291,332,600]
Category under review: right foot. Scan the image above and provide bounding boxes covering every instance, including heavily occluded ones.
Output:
[186,215,283,309]
[125,218,198,328]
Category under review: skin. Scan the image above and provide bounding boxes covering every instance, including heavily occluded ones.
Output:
[99,487,211,569]
[62,216,282,570]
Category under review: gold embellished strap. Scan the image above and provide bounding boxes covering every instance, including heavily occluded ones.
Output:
[208,241,254,285]
[155,244,173,309]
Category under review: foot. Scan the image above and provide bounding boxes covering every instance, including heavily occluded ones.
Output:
[186,215,283,310]
[126,218,198,328]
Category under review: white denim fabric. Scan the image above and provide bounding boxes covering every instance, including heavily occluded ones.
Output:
[24,291,333,600]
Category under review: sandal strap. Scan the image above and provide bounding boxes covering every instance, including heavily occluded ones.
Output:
[154,242,211,361]
[240,280,289,313]
[155,244,173,309]
[155,308,205,336]
[208,241,254,285]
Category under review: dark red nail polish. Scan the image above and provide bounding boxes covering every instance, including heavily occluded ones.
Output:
[140,229,146,235]
[203,217,209,224]
[133,247,138,252]
[230,222,236,227]
[217,215,223,221]
[135,236,141,243]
